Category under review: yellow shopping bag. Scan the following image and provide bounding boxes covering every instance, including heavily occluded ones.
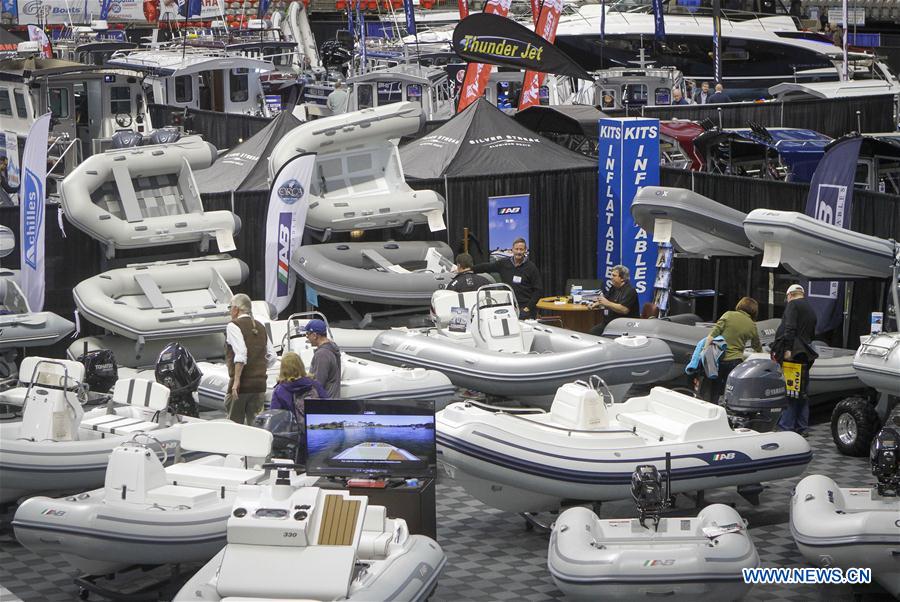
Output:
[783,361,802,399]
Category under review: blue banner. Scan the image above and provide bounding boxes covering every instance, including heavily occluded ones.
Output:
[652,0,666,40]
[403,0,416,35]
[99,0,113,19]
[359,10,367,66]
[598,118,660,307]
[488,194,530,259]
[600,0,605,41]
[258,0,271,18]
[712,0,722,83]
[802,136,862,334]
[178,0,202,17]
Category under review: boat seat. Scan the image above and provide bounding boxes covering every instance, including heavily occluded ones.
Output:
[0,387,27,407]
[18,356,85,390]
[80,378,170,435]
[144,484,219,507]
[431,290,478,328]
[112,164,145,223]
[474,306,527,353]
[79,413,161,435]
[166,421,273,489]
[615,387,731,441]
[362,249,409,274]
[133,273,171,309]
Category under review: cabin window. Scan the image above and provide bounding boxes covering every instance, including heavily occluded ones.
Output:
[539,85,549,105]
[110,86,132,115]
[853,162,871,190]
[655,87,671,105]
[407,84,422,105]
[600,89,616,109]
[48,88,70,119]
[0,90,11,117]
[624,84,648,106]
[357,85,373,109]
[13,90,27,118]
[174,76,193,103]
[230,68,250,103]
[377,81,402,105]
[437,81,450,102]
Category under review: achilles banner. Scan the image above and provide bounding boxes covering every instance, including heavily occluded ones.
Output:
[457,0,514,112]
[518,0,565,110]
[265,152,316,315]
[20,113,51,312]
[453,13,593,82]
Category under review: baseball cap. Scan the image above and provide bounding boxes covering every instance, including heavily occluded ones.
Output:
[786,284,804,295]
[305,319,327,335]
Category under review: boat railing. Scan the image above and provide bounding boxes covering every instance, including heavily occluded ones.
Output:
[476,403,638,436]
[47,136,82,181]
[608,0,797,33]
[858,335,899,360]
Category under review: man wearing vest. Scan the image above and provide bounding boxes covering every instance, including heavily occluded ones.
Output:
[225,294,276,424]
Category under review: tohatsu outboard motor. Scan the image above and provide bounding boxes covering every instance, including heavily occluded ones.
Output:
[155,343,202,417]
[724,357,788,430]
[78,349,119,404]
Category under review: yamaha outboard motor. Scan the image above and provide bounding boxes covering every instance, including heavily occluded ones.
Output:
[110,130,143,148]
[146,127,181,145]
[78,349,119,404]
[155,343,202,417]
[724,357,787,430]
[871,427,899,497]
[253,409,303,463]
[631,464,669,529]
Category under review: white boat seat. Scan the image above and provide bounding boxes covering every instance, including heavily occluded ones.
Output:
[166,421,273,488]
[362,249,408,273]
[432,290,477,328]
[0,387,27,406]
[133,273,171,310]
[80,413,160,435]
[144,484,218,507]
[476,306,526,353]
[112,163,144,223]
[18,356,85,390]
[165,462,266,489]
[615,387,731,442]
[112,377,170,412]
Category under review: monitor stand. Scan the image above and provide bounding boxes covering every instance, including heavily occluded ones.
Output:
[347,477,388,488]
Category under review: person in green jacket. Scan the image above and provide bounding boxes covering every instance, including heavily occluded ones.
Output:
[703,297,763,403]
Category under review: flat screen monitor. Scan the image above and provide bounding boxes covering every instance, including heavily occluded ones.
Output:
[304,399,436,479]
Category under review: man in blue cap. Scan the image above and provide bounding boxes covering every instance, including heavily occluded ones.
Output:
[305,319,342,398]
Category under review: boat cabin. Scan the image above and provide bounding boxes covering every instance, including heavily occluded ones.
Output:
[852,134,900,195]
[107,49,273,117]
[51,24,137,66]
[573,67,686,110]
[482,71,576,112]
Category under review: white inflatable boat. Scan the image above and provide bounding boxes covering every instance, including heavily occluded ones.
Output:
[791,473,900,598]
[0,367,200,504]
[373,287,674,402]
[175,462,446,601]
[0,270,75,349]
[292,241,455,305]
[13,422,281,575]
[269,102,445,235]
[72,255,248,343]
[853,332,900,394]
[437,381,812,512]
[59,136,240,257]
[549,504,758,601]
[631,187,760,258]
[743,209,897,279]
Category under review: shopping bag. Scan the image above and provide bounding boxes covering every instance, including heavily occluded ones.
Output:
[783,361,802,399]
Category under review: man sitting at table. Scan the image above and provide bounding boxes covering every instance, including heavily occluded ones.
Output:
[588,264,640,336]
[446,253,491,293]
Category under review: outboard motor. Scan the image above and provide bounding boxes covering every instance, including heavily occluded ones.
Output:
[724,357,787,430]
[253,409,303,463]
[871,427,900,497]
[631,464,669,529]
[110,130,143,149]
[146,127,181,145]
[78,349,118,404]
[155,343,202,417]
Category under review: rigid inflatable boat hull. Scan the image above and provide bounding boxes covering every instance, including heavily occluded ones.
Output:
[852,332,900,394]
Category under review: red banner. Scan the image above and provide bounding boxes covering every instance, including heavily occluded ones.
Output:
[518,0,564,110]
[456,0,513,112]
[457,0,469,19]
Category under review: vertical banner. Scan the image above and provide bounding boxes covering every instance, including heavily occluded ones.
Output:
[265,152,317,315]
[712,0,722,84]
[27,25,52,58]
[597,118,659,307]
[20,113,51,312]
[402,0,417,35]
[457,0,513,112]
[802,136,862,333]
[651,0,665,41]
[600,0,605,41]
[3,130,20,188]
[488,194,530,258]
[518,0,563,111]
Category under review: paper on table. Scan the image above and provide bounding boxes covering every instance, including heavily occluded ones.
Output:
[216,229,237,253]
[653,218,673,244]
[702,522,743,538]
[761,241,782,268]
[426,210,446,232]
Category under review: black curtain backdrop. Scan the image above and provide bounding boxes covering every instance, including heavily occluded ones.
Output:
[149,105,272,151]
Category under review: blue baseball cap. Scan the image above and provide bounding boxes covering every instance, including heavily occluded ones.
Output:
[305,319,327,335]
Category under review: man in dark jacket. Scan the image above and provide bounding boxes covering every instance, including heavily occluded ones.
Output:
[775,284,818,436]
[706,83,733,104]
[588,264,640,336]
[225,293,276,424]
[474,238,543,319]
[694,81,711,104]
[306,319,342,398]
[446,253,491,293]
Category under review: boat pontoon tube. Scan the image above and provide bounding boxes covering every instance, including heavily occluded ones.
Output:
[73,255,248,341]
[291,241,454,305]
[60,136,240,255]
[631,186,760,257]
[0,272,75,349]
[743,209,898,279]
[549,504,759,601]
[852,332,900,394]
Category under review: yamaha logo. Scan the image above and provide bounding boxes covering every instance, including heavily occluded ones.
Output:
[277,179,304,205]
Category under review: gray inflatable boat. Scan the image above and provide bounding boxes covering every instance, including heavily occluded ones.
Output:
[291,241,455,305]
[0,271,75,350]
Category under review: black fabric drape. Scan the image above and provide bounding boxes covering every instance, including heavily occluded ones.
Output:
[148,105,272,151]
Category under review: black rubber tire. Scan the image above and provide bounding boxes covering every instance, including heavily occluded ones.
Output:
[831,397,880,457]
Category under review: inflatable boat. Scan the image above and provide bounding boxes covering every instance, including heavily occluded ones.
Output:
[436,381,812,512]
[549,504,758,601]
[59,136,239,257]
[292,241,455,305]
[0,369,201,504]
[175,462,446,601]
[852,332,900,394]
[13,422,280,575]
[269,102,445,235]
[631,187,760,257]
[72,255,248,343]
[743,209,897,279]
[0,270,75,350]
[373,287,673,402]
[0,225,13,257]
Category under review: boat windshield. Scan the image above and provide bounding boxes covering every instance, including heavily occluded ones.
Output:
[594,0,797,23]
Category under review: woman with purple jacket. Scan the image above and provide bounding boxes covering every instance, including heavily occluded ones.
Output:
[270,352,329,424]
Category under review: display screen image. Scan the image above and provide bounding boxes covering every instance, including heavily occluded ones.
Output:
[304,399,436,478]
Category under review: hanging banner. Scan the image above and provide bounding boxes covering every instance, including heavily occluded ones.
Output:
[597,117,659,307]
[518,0,565,110]
[17,0,222,23]
[802,136,862,334]
[20,113,51,312]
[27,25,52,58]
[651,0,665,41]
[488,194,530,259]
[712,0,722,83]
[456,0,514,112]
[265,152,316,315]
[3,130,20,189]
[402,0,416,35]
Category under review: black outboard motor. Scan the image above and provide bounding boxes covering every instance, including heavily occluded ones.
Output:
[631,464,669,529]
[724,358,787,430]
[146,127,181,145]
[253,409,303,463]
[871,427,899,497]
[155,343,202,417]
[110,130,143,149]
[78,349,119,403]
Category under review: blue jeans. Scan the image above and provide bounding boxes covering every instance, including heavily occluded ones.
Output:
[777,362,810,433]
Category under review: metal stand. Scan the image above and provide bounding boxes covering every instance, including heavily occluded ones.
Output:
[74,563,194,601]
[336,300,429,329]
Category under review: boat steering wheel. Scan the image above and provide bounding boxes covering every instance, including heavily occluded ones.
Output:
[587,375,615,406]
[126,432,169,466]
[115,113,133,128]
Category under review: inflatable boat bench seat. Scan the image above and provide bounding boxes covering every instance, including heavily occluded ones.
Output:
[431,289,516,329]
[614,387,732,442]
[166,422,273,489]
[80,377,170,435]
[0,357,85,407]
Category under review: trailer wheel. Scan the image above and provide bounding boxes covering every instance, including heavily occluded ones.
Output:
[831,397,880,457]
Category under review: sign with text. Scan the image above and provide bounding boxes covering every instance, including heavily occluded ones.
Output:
[488,194,530,258]
[597,118,660,307]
